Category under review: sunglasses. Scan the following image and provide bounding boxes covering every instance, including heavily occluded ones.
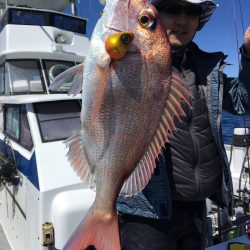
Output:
[159,3,201,17]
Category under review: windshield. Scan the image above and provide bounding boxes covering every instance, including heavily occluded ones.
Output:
[34,100,81,142]
[6,60,45,94]
[43,60,75,92]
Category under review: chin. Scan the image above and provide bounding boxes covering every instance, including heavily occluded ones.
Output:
[170,39,189,51]
[170,43,185,51]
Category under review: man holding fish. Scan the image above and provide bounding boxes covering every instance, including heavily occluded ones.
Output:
[117,0,250,250]
[50,0,250,249]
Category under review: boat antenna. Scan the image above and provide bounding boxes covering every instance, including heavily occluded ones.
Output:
[71,0,78,16]
[238,0,246,34]
[232,0,240,66]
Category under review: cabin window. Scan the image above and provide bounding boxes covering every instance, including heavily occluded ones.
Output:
[42,60,75,92]
[34,100,81,142]
[10,9,50,26]
[54,14,86,34]
[0,64,4,94]
[0,8,87,35]
[4,104,33,151]
[6,60,46,94]
[5,105,20,140]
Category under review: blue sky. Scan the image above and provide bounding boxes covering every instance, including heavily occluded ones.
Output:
[67,0,250,77]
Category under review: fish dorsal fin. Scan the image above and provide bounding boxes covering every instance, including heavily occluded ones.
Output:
[64,131,95,187]
[120,67,192,196]
[49,63,84,95]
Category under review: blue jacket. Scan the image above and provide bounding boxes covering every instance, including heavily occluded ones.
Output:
[117,42,250,219]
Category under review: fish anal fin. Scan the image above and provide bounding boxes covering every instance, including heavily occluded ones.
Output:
[65,131,95,186]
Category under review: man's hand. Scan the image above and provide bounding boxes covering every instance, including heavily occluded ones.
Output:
[244,26,250,56]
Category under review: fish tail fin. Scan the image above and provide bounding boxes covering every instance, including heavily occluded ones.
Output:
[63,207,121,250]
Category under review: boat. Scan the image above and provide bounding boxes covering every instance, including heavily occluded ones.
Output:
[0,0,249,249]
[206,127,250,249]
[0,1,96,249]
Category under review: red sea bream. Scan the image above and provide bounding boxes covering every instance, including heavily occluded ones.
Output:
[50,0,192,249]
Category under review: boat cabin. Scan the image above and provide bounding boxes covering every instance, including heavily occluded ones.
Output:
[0,2,95,250]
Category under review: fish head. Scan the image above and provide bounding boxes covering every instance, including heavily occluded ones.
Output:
[102,0,171,58]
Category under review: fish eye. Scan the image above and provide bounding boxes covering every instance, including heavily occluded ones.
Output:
[138,12,155,29]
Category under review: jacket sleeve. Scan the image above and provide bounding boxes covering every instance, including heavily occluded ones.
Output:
[222,47,250,115]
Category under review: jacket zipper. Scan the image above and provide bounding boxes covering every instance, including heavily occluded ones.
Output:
[189,113,200,197]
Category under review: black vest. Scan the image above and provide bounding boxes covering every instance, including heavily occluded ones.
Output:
[166,51,222,201]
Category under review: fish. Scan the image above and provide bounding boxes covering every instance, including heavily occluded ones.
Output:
[49,0,192,249]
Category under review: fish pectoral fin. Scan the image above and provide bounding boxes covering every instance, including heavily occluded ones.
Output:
[49,63,84,95]
[120,67,192,197]
[65,130,95,186]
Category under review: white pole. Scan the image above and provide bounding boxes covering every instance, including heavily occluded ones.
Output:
[71,0,77,16]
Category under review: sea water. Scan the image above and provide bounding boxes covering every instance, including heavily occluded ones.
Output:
[222,111,250,145]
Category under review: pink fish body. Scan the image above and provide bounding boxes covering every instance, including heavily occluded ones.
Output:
[50,0,191,249]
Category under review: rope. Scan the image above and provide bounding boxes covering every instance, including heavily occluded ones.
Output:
[232,0,241,66]
[238,0,246,34]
